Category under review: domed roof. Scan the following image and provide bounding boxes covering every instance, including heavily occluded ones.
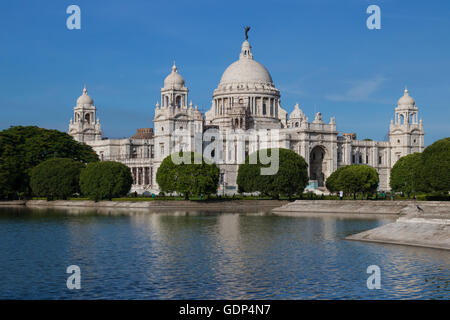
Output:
[219,40,273,86]
[76,86,93,105]
[398,88,415,106]
[220,59,273,85]
[164,63,185,89]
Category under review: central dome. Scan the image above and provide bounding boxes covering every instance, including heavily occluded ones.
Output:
[220,59,273,85]
[219,40,273,86]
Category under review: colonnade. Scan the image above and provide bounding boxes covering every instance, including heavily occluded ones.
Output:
[214,96,279,117]
[131,166,153,186]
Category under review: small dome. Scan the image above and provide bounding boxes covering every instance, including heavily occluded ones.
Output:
[76,86,94,105]
[164,63,185,89]
[398,88,415,106]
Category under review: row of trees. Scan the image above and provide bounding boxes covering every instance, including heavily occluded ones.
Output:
[30,159,133,201]
[0,126,133,201]
[2,125,447,201]
[156,149,310,199]
[156,148,381,200]
[390,138,450,196]
[0,126,98,200]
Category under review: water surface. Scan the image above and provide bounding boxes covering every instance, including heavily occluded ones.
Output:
[0,206,448,299]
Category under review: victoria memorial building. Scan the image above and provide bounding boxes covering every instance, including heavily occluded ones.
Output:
[68,34,425,194]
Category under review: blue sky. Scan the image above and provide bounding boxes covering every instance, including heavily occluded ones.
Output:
[0,0,449,145]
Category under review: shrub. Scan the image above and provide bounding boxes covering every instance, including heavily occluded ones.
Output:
[79,161,133,201]
[29,158,85,200]
[237,148,308,199]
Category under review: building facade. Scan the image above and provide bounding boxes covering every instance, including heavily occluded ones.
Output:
[68,36,424,194]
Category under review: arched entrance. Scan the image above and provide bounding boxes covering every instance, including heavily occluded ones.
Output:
[310,146,326,187]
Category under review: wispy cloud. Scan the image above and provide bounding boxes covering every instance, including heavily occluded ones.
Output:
[325,75,387,102]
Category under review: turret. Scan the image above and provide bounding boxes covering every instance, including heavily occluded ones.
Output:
[68,85,102,142]
[389,87,424,166]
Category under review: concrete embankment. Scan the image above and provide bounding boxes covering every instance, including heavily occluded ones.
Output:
[272,200,450,217]
[0,200,26,206]
[272,200,450,250]
[346,215,450,250]
[18,199,288,212]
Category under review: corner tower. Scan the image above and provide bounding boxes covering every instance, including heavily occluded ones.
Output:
[68,86,102,142]
[389,88,424,166]
[153,63,203,162]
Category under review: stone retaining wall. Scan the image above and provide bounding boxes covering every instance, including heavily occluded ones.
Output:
[21,199,288,212]
[272,200,450,216]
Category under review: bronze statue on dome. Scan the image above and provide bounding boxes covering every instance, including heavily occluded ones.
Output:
[244,26,250,40]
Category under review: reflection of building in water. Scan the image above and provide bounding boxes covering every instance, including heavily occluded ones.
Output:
[68,32,424,194]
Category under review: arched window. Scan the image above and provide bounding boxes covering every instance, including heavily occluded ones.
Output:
[399,114,405,125]
[295,122,299,127]
[176,96,181,108]
[85,113,90,124]
[165,96,169,107]
[262,103,266,115]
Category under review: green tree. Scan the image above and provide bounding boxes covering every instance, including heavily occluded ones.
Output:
[389,153,424,197]
[0,126,98,199]
[79,161,133,201]
[333,165,379,199]
[30,158,85,200]
[0,133,23,199]
[237,148,309,199]
[156,152,220,200]
[325,166,346,193]
[422,137,450,193]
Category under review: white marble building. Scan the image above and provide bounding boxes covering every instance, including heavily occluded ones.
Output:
[68,35,424,194]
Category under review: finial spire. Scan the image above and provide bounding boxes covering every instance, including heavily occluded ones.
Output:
[83,84,87,94]
[172,61,177,73]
